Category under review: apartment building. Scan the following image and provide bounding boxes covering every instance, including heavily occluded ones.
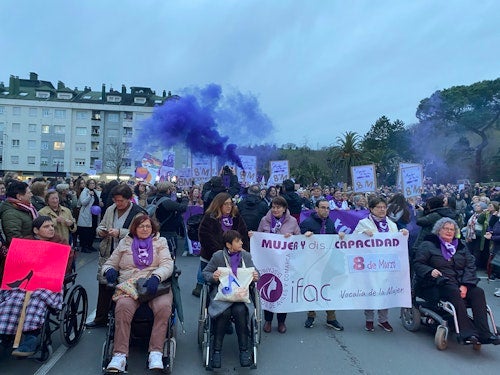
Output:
[0,72,178,179]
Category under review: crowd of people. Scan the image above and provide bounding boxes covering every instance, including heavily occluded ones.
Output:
[1,168,500,367]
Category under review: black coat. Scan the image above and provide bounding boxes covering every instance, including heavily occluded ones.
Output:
[237,195,269,231]
[299,212,337,234]
[414,234,479,289]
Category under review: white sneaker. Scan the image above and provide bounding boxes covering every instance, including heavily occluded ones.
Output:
[107,353,126,372]
[494,289,500,297]
[148,351,164,370]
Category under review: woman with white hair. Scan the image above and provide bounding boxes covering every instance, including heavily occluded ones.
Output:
[414,217,500,345]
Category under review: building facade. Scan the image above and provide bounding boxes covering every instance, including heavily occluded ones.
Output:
[0,72,179,179]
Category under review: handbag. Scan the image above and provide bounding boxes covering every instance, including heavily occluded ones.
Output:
[113,277,140,302]
[136,275,171,303]
[214,256,254,303]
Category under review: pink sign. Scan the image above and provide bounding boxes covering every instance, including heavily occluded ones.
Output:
[1,238,70,293]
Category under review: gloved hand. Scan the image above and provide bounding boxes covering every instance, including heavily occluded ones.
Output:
[144,275,160,295]
[105,268,118,284]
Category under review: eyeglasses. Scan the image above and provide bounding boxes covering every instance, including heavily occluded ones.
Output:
[440,227,455,232]
[138,224,152,230]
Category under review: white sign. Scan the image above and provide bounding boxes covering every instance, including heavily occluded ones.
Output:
[401,165,423,198]
[191,156,213,186]
[268,160,289,186]
[177,168,192,189]
[251,232,411,312]
[237,155,257,186]
[351,165,376,192]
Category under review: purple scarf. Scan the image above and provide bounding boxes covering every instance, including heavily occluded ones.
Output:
[370,214,389,232]
[131,236,154,269]
[220,215,233,232]
[331,198,343,208]
[320,218,327,234]
[271,215,285,233]
[6,197,39,220]
[439,237,458,261]
[227,249,242,276]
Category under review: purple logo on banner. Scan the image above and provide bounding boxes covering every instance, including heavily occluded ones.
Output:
[257,273,283,302]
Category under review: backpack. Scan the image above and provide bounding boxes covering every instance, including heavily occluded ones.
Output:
[187,214,204,242]
[146,196,168,219]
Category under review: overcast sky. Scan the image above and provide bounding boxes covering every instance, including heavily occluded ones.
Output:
[1,0,498,149]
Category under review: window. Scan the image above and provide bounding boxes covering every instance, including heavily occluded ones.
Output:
[53,159,64,166]
[36,91,50,99]
[12,107,21,116]
[91,126,100,135]
[75,159,86,166]
[123,127,133,136]
[54,109,66,119]
[134,97,146,104]
[108,113,119,122]
[11,156,19,164]
[53,141,65,150]
[76,127,87,136]
[29,108,37,117]
[76,111,87,120]
[29,124,37,132]
[57,93,72,100]
[27,156,36,165]
[12,139,20,148]
[75,143,86,151]
[28,140,36,149]
[91,142,99,151]
[41,157,48,166]
[92,111,101,120]
[11,123,21,133]
[0,122,4,131]
[124,112,133,120]
[42,125,50,134]
[42,109,51,117]
[54,125,65,134]
[41,141,49,150]
[107,95,121,103]
[122,158,132,167]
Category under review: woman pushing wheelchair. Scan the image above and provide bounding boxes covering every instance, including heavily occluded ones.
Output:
[203,230,259,369]
[414,217,500,345]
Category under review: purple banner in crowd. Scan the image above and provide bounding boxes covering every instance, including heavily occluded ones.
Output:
[183,205,204,223]
[300,209,369,234]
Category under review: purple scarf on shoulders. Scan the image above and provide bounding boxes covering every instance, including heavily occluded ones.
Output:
[370,214,389,232]
[227,249,242,276]
[131,236,154,269]
[221,215,233,232]
[439,237,458,261]
[271,215,285,233]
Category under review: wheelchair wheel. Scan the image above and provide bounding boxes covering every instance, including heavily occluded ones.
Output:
[434,325,448,350]
[101,316,115,373]
[202,319,212,370]
[198,285,208,348]
[400,307,421,332]
[163,337,176,374]
[36,310,55,363]
[253,291,262,345]
[60,284,88,347]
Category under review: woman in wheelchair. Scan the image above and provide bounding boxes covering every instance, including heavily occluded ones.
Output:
[102,214,173,372]
[414,217,500,345]
[203,230,259,369]
[0,215,71,357]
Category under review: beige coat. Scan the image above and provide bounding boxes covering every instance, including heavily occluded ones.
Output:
[102,234,173,284]
[38,205,77,242]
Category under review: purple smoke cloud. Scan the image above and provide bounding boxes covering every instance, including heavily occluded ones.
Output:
[134,84,273,169]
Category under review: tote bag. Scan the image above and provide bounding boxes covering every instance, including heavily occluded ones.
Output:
[214,256,254,303]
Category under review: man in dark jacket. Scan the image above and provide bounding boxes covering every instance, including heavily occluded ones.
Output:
[154,182,188,258]
[280,179,303,222]
[299,199,345,331]
[237,184,269,231]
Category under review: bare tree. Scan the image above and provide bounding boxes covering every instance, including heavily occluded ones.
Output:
[104,139,131,179]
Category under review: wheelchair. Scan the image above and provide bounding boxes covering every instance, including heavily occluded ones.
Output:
[101,267,182,374]
[400,284,499,351]
[198,283,262,370]
[0,272,88,362]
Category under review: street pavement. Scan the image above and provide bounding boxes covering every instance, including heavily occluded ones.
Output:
[2,239,500,375]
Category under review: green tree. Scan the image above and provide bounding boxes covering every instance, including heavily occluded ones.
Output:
[416,78,500,181]
[327,131,365,185]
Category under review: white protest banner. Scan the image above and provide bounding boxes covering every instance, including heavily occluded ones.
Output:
[401,164,423,198]
[192,155,213,186]
[268,160,289,186]
[237,155,257,186]
[251,232,411,313]
[351,165,376,193]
